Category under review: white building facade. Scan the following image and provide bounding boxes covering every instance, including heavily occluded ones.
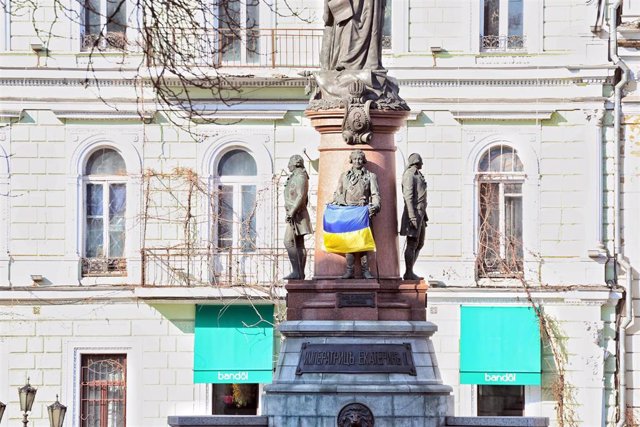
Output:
[0,0,637,426]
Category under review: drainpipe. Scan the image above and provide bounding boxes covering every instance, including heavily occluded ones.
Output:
[609,1,634,426]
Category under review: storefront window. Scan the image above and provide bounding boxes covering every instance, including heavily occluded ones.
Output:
[477,385,524,416]
[212,383,259,415]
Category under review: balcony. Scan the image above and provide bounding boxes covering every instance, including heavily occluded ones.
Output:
[480,35,526,52]
[141,246,313,287]
[149,28,323,68]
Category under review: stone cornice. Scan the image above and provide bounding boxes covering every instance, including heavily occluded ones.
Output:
[0,75,614,89]
[427,286,620,306]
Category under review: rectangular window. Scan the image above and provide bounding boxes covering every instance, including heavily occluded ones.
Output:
[84,182,127,276]
[382,0,392,50]
[217,0,260,65]
[478,385,524,416]
[80,354,127,427]
[2,0,10,51]
[478,181,523,277]
[212,383,259,415]
[216,184,256,251]
[480,0,525,51]
[240,185,256,252]
[81,0,127,51]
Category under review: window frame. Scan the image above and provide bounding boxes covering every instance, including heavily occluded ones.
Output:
[213,0,273,66]
[1,0,10,51]
[66,341,142,427]
[200,134,274,252]
[0,134,9,285]
[213,149,259,252]
[69,134,143,285]
[476,146,525,278]
[76,0,139,52]
[80,353,127,427]
[463,133,540,285]
[82,148,128,277]
[471,0,541,54]
[382,0,408,55]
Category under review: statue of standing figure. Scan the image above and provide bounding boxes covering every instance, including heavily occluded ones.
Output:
[321,0,386,72]
[332,150,381,279]
[283,155,313,280]
[400,153,428,280]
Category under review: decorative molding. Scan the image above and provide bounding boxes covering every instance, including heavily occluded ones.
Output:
[0,75,614,89]
[185,110,288,121]
[55,110,154,121]
[584,108,606,126]
[427,287,619,306]
[401,76,613,87]
[450,107,555,121]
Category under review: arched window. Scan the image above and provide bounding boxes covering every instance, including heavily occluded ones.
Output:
[83,148,127,276]
[477,145,524,277]
[216,149,257,252]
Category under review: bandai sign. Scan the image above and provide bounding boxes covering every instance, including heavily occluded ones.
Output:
[296,343,416,375]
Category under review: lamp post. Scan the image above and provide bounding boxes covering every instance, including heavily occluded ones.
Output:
[48,395,67,427]
[0,401,5,424]
[18,379,37,427]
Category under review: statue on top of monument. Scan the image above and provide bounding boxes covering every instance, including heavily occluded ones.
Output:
[320,0,385,72]
[283,154,313,280]
[400,153,428,280]
[309,0,408,115]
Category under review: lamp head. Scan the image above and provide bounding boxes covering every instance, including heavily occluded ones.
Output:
[18,379,37,413]
[48,395,67,427]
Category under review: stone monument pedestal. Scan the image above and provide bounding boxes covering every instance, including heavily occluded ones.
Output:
[262,107,452,426]
[286,279,428,321]
[262,321,452,426]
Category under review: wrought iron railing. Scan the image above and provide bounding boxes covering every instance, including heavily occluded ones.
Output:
[149,27,323,68]
[82,257,127,276]
[480,35,526,52]
[81,32,129,52]
[141,246,313,287]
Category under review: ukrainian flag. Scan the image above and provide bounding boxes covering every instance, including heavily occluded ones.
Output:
[323,205,376,253]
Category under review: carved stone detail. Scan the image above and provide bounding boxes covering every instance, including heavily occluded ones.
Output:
[337,403,374,427]
[341,81,373,144]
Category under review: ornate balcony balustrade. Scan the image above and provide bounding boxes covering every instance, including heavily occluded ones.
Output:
[480,35,526,52]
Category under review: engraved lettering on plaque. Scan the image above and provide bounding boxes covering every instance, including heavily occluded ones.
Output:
[337,292,376,308]
[296,343,416,375]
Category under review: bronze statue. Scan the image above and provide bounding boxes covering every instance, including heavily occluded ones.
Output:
[332,150,380,279]
[309,0,408,113]
[321,0,386,72]
[400,153,428,280]
[283,155,313,280]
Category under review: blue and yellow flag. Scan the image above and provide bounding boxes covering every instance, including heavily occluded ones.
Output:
[323,205,376,254]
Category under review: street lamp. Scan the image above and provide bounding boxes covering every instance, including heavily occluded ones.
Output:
[18,379,37,427]
[48,395,67,427]
[0,401,6,424]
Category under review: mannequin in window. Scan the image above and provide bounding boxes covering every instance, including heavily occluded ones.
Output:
[283,155,313,280]
[400,153,428,280]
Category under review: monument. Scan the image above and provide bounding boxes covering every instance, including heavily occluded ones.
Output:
[262,0,452,424]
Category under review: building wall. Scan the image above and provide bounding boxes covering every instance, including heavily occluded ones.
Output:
[0,0,634,426]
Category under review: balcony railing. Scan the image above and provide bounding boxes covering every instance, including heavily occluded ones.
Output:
[141,246,313,287]
[150,28,323,68]
[480,35,526,52]
[82,257,127,277]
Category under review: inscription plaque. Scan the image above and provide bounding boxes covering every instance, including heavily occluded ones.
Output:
[337,292,376,308]
[296,343,416,375]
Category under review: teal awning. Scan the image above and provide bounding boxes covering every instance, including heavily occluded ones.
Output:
[460,306,541,385]
[194,304,274,384]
